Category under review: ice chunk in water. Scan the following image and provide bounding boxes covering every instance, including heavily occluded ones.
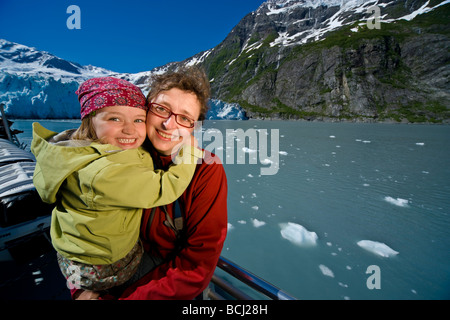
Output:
[252,219,266,228]
[242,147,257,153]
[260,159,273,164]
[279,222,318,247]
[319,265,335,278]
[357,240,399,257]
[384,196,409,207]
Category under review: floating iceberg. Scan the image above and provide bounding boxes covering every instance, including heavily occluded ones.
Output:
[279,222,318,247]
[242,147,257,153]
[252,219,266,228]
[384,196,409,207]
[319,265,335,278]
[357,240,399,258]
[260,159,273,164]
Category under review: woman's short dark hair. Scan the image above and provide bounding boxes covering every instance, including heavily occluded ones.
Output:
[147,67,211,121]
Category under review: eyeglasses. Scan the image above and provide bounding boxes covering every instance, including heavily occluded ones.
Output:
[148,103,196,128]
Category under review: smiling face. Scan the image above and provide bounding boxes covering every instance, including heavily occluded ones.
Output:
[91,105,147,150]
[147,88,201,156]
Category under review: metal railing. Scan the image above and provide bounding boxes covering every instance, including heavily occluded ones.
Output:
[205,256,297,300]
[0,104,13,142]
[0,103,25,148]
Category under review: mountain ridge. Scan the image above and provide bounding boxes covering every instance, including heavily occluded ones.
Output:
[1,0,449,123]
[0,39,113,81]
[169,0,450,123]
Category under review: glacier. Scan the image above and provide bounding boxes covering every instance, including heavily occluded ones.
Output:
[0,72,80,119]
[207,99,249,120]
[0,39,248,120]
[0,72,248,120]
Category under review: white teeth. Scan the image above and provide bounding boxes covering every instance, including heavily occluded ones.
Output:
[118,139,136,144]
[158,130,177,140]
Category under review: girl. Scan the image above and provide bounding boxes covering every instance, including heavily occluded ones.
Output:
[31,77,202,298]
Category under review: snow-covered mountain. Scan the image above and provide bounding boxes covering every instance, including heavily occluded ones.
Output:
[175,0,449,69]
[0,39,113,82]
[1,0,449,122]
[259,0,450,47]
[177,0,449,122]
[0,39,247,119]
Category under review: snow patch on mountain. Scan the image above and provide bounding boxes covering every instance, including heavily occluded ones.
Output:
[385,0,450,22]
[185,50,214,67]
[265,0,344,13]
[261,0,449,47]
[268,0,376,47]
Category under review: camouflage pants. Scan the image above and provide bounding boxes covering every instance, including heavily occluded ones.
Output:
[57,241,143,291]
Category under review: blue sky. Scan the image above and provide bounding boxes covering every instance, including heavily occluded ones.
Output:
[0,0,266,73]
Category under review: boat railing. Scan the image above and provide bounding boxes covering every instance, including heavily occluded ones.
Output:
[0,103,25,149]
[204,256,297,300]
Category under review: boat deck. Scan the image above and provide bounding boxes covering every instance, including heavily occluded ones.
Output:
[0,233,70,300]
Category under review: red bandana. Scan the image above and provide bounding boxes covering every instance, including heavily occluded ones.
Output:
[76,77,147,119]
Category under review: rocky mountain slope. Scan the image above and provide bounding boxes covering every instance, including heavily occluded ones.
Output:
[172,0,450,123]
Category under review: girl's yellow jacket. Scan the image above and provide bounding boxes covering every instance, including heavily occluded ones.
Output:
[31,122,201,265]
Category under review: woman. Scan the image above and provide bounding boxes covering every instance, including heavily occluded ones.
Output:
[117,67,228,300]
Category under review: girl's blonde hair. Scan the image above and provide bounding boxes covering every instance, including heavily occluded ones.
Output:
[71,115,98,141]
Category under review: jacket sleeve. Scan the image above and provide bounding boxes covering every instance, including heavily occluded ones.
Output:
[87,146,203,210]
[118,159,228,300]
